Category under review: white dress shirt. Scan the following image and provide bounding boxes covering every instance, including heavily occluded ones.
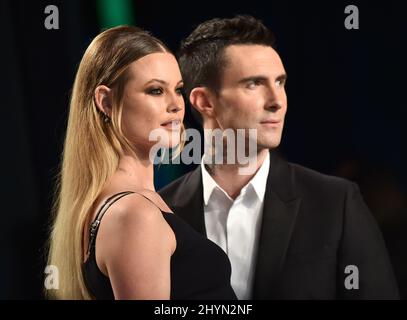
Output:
[201,152,270,300]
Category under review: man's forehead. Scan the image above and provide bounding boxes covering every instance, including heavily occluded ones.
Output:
[224,44,279,60]
[222,44,285,77]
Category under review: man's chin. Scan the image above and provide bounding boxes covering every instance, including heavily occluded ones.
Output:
[257,137,282,150]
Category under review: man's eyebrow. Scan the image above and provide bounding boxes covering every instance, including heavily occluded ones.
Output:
[238,73,287,84]
[276,73,288,82]
[238,75,268,84]
[144,79,184,86]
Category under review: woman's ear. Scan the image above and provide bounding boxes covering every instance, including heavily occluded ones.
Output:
[190,87,216,119]
[94,85,112,117]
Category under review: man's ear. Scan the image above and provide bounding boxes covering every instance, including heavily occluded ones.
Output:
[94,85,112,116]
[190,87,216,119]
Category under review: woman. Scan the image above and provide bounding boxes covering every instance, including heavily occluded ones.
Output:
[47,26,237,300]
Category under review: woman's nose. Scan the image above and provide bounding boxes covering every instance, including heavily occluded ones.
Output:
[167,93,184,113]
[168,104,182,113]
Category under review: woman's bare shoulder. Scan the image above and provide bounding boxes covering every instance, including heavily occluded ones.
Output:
[99,192,169,234]
[94,192,176,275]
[131,189,174,213]
[95,192,175,299]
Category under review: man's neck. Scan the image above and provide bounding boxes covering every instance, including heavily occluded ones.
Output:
[205,148,269,200]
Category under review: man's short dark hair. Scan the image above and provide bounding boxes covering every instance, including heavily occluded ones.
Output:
[178,15,276,123]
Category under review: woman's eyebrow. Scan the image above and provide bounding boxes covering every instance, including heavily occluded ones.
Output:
[144,79,184,86]
[145,78,168,85]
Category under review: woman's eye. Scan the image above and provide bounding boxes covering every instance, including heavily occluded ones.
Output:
[147,88,163,95]
[176,87,184,95]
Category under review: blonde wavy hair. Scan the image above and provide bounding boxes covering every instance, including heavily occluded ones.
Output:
[46,25,185,299]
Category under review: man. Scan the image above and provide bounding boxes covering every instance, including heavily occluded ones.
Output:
[159,15,399,299]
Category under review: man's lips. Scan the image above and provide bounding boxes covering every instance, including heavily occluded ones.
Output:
[260,119,281,127]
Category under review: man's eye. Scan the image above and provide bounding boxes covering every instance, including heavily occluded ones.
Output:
[276,79,286,88]
[147,88,163,95]
[247,80,262,89]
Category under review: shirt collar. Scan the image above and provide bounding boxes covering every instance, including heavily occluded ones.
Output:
[201,152,270,205]
[248,151,270,200]
[201,156,231,205]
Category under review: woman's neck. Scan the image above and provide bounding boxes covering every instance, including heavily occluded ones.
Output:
[116,153,155,191]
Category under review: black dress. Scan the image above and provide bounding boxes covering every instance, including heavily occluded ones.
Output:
[83,191,237,300]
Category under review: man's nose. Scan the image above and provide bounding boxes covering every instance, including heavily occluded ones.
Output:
[264,86,283,111]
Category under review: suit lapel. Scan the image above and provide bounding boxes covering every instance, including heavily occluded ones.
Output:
[252,150,302,299]
[167,151,301,299]
[172,166,207,236]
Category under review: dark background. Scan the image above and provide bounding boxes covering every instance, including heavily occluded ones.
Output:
[1,0,406,299]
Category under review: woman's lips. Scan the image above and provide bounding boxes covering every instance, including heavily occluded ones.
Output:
[161,120,181,130]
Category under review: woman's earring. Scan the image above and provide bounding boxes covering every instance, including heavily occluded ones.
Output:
[103,113,110,123]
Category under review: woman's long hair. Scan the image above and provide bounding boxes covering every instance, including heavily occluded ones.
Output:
[46,26,182,299]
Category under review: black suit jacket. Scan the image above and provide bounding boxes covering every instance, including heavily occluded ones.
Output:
[159,151,400,299]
